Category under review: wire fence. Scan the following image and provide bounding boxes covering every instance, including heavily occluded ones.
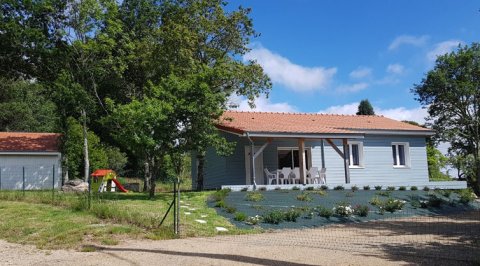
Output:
[0,164,61,191]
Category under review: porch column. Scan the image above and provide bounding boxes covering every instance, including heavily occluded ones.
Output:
[342,139,351,184]
[298,138,306,185]
[320,139,326,169]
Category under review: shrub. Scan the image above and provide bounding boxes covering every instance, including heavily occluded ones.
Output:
[387,186,395,191]
[245,191,264,202]
[383,198,406,213]
[437,190,452,198]
[410,186,418,191]
[215,200,226,208]
[245,215,261,225]
[304,212,315,219]
[315,190,327,196]
[306,186,314,191]
[333,202,353,217]
[398,186,406,191]
[263,210,284,224]
[427,193,443,208]
[296,192,313,202]
[258,187,267,191]
[225,206,237,213]
[354,205,369,217]
[211,188,231,202]
[234,212,247,221]
[376,191,391,197]
[274,187,282,190]
[292,186,300,190]
[363,185,370,190]
[351,185,359,192]
[240,187,248,192]
[457,189,475,204]
[374,185,382,190]
[369,196,382,206]
[317,206,333,219]
[320,185,329,190]
[334,185,345,190]
[284,209,302,222]
[423,186,430,191]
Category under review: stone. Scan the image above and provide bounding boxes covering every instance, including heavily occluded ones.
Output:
[62,179,88,192]
[194,219,206,224]
[215,227,228,232]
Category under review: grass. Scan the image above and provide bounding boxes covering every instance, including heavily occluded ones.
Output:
[0,190,256,249]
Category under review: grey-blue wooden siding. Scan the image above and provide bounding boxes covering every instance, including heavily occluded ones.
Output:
[192,133,429,189]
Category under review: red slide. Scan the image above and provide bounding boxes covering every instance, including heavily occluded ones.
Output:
[112,179,128,193]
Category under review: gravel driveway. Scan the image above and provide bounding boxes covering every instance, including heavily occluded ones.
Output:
[1,211,479,266]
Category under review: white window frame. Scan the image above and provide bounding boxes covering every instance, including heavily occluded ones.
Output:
[391,142,410,168]
[348,141,364,168]
[277,147,312,169]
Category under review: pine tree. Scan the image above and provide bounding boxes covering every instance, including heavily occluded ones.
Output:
[356,99,375,115]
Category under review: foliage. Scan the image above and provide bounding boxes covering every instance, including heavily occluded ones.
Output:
[374,186,382,190]
[427,145,450,181]
[353,205,369,217]
[376,191,391,197]
[369,196,382,206]
[292,186,300,190]
[234,212,247,222]
[245,191,264,202]
[283,209,302,222]
[363,185,370,190]
[211,188,231,202]
[410,186,418,191]
[334,185,345,190]
[356,99,375,115]
[387,186,395,191]
[317,206,333,219]
[305,186,314,191]
[245,215,261,225]
[333,202,353,217]
[296,192,313,202]
[320,185,329,190]
[423,186,430,191]
[262,210,284,224]
[351,185,359,192]
[413,43,480,195]
[382,198,406,213]
[225,206,237,213]
[104,146,128,176]
[457,189,475,204]
[398,186,406,191]
[427,193,444,208]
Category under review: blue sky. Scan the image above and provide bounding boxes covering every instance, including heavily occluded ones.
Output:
[228,0,479,123]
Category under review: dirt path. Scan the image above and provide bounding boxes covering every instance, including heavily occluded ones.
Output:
[1,212,479,266]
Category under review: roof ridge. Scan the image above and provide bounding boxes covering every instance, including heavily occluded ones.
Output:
[225,110,385,117]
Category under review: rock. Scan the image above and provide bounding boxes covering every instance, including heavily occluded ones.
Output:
[62,179,89,192]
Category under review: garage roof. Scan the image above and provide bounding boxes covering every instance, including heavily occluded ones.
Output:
[0,132,61,152]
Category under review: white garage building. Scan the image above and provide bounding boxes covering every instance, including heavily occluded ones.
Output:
[0,132,62,190]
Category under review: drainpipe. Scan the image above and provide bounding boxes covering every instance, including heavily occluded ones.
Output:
[246,133,257,190]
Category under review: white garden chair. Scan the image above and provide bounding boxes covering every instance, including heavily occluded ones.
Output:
[264,168,278,185]
[319,168,327,184]
[290,168,301,184]
[306,167,319,184]
[279,167,292,184]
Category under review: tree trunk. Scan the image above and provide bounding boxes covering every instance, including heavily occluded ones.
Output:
[81,109,89,182]
[196,153,205,191]
[149,158,156,199]
[143,161,151,192]
[474,160,480,196]
[63,156,69,185]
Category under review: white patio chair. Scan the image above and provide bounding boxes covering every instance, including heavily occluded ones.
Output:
[264,168,278,185]
[306,167,319,184]
[291,167,301,184]
[319,168,327,184]
[279,167,292,184]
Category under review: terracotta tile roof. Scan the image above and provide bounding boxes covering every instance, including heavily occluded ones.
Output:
[0,132,61,152]
[217,111,432,135]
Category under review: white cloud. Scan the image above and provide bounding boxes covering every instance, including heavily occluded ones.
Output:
[349,67,372,79]
[228,94,297,113]
[386,64,404,75]
[336,82,369,93]
[388,35,429,51]
[318,102,428,124]
[426,40,463,62]
[244,47,337,92]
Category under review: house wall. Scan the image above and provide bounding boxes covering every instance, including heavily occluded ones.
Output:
[195,133,429,189]
[0,153,62,190]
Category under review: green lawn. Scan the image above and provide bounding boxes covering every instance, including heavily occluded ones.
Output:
[0,190,258,250]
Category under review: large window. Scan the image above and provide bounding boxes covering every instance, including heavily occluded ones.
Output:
[392,142,409,167]
[348,141,364,167]
[277,148,310,169]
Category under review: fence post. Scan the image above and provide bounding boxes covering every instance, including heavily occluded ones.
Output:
[88,174,91,209]
[176,177,180,235]
[52,164,55,203]
[0,166,2,191]
[22,166,25,196]
[173,180,177,235]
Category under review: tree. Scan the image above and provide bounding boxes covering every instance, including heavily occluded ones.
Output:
[356,99,375,115]
[413,43,480,195]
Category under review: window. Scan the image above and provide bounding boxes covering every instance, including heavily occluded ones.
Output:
[348,141,364,167]
[277,148,310,169]
[392,142,409,167]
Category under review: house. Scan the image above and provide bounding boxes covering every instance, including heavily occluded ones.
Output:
[0,132,62,190]
[191,111,467,190]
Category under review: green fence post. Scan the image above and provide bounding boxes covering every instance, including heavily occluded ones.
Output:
[22,166,25,196]
[173,180,177,235]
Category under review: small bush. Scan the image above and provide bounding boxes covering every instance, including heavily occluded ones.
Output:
[320,185,329,190]
[296,192,313,202]
[334,185,345,190]
[410,186,418,191]
[383,198,406,213]
[245,215,261,225]
[437,190,452,198]
[369,196,382,206]
[292,186,300,190]
[423,186,430,191]
[363,185,370,190]
[315,190,327,196]
[240,187,248,192]
[351,185,359,192]
[258,187,267,191]
[215,200,226,208]
[333,202,353,217]
[211,188,231,202]
[284,209,302,222]
[427,193,443,208]
[317,206,333,219]
[457,189,475,204]
[225,206,237,213]
[374,186,382,190]
[376,191,391,197]
[274,186,281,190]
[245,191,264,202]
[354,205,369,217]
[387,186,395,191]
[398,186,406,191]
[263,210,284,224]
[306,186,314,191]
[234,212,247,221]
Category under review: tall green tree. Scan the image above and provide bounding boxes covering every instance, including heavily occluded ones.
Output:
[413,43,480,195]
[356,99,375,115]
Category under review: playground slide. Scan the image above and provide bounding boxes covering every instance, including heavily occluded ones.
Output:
[112,179,128,193]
